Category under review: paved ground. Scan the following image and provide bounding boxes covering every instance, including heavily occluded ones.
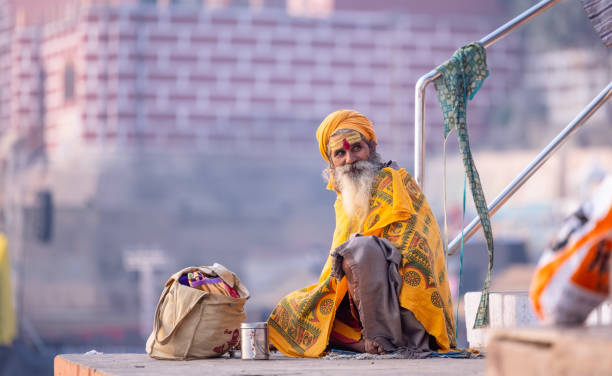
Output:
[55,353,486,376]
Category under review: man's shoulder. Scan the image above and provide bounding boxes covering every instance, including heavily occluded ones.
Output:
[376,162,414,183]
[374,164,422,202]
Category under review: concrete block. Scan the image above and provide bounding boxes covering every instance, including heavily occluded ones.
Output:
[464,291,539,349]
[465,291,612,349]
[585,300,612,326]
[487,326,612,376]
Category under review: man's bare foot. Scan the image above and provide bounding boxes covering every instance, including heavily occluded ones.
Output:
[364,338,384,354]
[330,338,384,354]
[330,338,365,353]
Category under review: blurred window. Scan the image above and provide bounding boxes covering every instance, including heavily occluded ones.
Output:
[287,0,333,17]
[171,0,202,5]
[63,63,75,103]
[140,0,157,4]
[249,0,264,9]
[205,0,230,9]
[264,0,284,8]
[232,0,250,7]
[38,68,45,125]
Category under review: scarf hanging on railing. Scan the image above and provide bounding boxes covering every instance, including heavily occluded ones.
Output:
[433,42,493,329]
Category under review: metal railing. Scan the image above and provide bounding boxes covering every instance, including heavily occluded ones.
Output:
[413,0,612,254]
[447,82,612,254]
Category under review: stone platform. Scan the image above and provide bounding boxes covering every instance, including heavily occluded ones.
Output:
[54,353,485,376]
[487,325,612,376]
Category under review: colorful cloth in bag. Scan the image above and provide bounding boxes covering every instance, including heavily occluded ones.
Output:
[179,271,240,298]
[530,177,612,324]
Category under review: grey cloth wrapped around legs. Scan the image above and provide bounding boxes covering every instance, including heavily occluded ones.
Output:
[331,234,435,358]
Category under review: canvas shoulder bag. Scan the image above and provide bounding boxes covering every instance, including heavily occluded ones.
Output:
[146,263,249,359]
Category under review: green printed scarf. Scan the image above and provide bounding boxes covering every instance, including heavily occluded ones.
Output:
[433,42,493,329]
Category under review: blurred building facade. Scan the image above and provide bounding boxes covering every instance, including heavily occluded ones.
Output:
[0,0,521,160]
[0,0,610,349]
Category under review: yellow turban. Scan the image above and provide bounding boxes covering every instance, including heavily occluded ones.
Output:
[316,109,377,162]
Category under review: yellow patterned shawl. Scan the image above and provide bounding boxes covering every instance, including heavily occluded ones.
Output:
[268,167,455,357]
[0,234,16,345]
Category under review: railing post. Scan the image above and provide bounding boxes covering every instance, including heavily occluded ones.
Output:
[414,72,437,190]
[413,0,564,190]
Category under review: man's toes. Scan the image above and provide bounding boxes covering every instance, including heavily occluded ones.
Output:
[372,341,383,354]
[365,339,384,354]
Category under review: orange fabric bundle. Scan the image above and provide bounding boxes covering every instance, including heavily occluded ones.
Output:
[530,177,612,324]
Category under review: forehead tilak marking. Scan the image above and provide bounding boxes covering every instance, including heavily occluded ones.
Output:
[342,139,350,150]
[329,130,362,153]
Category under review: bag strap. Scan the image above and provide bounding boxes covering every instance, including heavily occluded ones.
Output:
[183,300,206,359]
[152,281,209,345]
[149,282,172,354]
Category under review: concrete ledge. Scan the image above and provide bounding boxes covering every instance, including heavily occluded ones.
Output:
[465,291,539,349]
[465,291,612,349]
[54,353,485,376]
[487,326,612,376]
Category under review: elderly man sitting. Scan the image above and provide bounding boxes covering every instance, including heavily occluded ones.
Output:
[268,110,455,358]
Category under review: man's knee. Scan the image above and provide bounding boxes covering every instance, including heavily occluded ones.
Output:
[341,239,375,277]
[341,235,389,285]
[349,235,380,249]
[338,235,391,293]
[345,235,387,268]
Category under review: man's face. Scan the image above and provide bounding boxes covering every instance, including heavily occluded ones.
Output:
[329,131,371,168]
[327,130,378,219]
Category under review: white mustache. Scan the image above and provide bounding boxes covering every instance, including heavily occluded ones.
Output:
[337,160,372,176]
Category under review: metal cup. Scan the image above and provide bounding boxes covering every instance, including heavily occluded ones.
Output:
[240,322,269,360]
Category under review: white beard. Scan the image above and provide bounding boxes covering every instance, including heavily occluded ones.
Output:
[333,160,378,221]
